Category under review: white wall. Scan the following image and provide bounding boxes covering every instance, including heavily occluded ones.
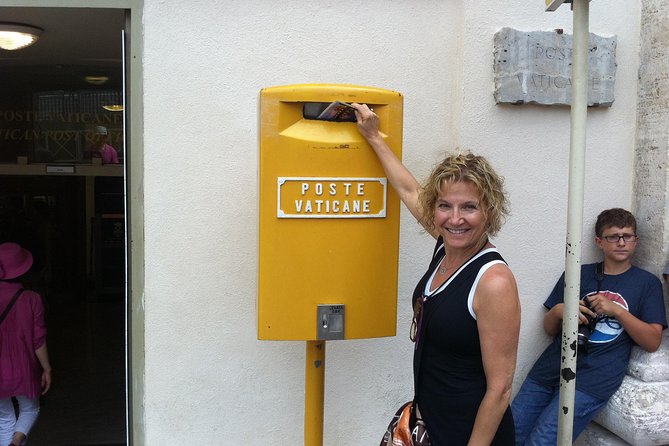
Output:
[141,1,641,443]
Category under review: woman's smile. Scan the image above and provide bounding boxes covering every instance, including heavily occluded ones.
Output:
[434,181,487,252]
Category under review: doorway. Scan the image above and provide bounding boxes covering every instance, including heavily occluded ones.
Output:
[0,6,130,445]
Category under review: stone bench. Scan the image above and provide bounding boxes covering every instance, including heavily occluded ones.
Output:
[576,330,669,446]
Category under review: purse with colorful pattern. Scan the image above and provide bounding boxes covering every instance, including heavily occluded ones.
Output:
[379,401,430,446]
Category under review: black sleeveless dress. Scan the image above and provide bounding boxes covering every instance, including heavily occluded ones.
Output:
[412,239,515,445]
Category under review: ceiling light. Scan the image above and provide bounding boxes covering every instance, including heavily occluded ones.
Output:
[102,105,124,112]
[0,23,43,51]
[84,75,109,85]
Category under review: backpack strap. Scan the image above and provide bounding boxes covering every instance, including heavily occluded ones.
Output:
[0,288,24,326]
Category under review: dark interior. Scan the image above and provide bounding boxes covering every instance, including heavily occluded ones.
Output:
[1,7,128,445]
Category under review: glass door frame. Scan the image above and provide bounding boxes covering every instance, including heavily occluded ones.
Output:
[0,1,145,444]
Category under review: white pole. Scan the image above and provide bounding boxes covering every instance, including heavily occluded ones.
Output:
[557,0,589,444]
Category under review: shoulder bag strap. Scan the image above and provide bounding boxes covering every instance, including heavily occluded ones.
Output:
[0,288,24,326]
[595,262,605,292]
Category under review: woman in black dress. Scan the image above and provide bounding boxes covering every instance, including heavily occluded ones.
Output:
[352,103,520,445]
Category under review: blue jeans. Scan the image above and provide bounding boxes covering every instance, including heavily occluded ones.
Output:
[511,377,607,445]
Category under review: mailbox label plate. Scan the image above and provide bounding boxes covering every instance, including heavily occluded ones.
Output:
[277,177,387,218]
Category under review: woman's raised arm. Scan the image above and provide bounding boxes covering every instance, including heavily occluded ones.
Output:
[352,103,436,237]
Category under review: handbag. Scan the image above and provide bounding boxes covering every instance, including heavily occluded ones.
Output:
[379,401,430,446]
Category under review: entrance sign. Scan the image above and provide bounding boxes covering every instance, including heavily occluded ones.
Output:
[493,27,616,107]
[546,0,591,12]
[546,0,569,11]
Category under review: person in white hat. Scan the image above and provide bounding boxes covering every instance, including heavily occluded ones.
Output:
[0,242,52,446]
[86,125,119,164]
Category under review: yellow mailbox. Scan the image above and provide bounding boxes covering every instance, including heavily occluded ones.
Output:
[258,84,403,340]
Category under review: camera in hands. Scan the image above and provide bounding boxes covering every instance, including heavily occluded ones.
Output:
[577,296,598,354]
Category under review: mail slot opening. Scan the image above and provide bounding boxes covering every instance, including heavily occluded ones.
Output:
[303,101,357,122]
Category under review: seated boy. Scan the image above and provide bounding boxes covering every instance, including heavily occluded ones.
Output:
[512,208,667,445]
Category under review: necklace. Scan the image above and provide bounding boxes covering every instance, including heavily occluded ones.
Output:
[438,258,452,275]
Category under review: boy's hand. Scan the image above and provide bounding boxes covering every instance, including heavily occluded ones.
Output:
[586,292,621,318]
[578,299,597,324]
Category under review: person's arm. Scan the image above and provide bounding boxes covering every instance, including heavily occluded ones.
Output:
[543,303,564,336]
[543,301,596,337]
[351,103,437,237]
[588,292,663,352]
[110,145,120,164]
[469,264,520,445]
[35,342,52,394]
[11,431,27,446]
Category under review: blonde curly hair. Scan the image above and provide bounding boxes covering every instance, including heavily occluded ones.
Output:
[418,152,509,238]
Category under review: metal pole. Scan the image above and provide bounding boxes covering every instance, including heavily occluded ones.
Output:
[305,340,325,446]
[557,0,589,444]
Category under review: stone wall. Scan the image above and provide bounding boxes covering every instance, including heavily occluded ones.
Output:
[633,0,669,276]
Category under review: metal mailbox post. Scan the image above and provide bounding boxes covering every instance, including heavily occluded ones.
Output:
[258,84,403,444]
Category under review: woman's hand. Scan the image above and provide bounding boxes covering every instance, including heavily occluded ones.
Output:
[35,342,52,394]
[351,103,381,143]
[41,368,52,395]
